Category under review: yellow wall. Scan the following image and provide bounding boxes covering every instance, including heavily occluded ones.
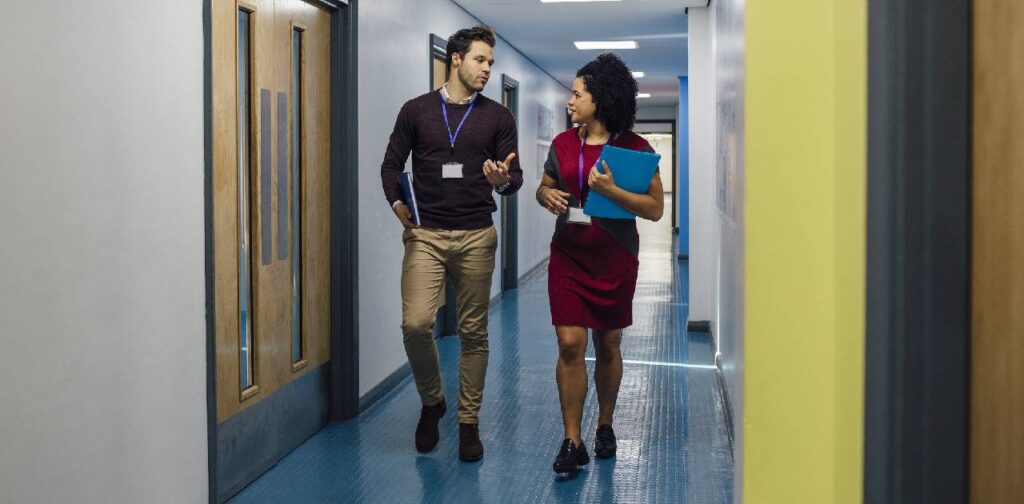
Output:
[744,0,866,502]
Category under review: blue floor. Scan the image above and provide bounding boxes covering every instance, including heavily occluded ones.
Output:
[230,215,734,503]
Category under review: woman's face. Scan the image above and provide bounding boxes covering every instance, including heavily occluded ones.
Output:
[568,77,596,125]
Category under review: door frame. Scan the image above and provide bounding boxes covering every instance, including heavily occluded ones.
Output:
[635,119,678,232]
[500,74,519,292]
[202,0,359,502]
[864,1,971,502]
[429,32,457,337]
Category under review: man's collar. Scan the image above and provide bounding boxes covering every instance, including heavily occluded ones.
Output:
[441,83,478,105]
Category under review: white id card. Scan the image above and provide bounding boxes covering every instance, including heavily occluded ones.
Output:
[442,162,464,179]
[568,206,591,225]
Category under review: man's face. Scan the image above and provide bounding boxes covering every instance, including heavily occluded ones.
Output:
[453,40,494,92]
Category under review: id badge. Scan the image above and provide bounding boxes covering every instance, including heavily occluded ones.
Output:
[442,162,464,179]
[568,206,591,225]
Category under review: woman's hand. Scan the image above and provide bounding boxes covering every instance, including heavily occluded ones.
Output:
[588,160,617,195]
[538,186,570,215]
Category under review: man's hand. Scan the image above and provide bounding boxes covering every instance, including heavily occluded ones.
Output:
[588,160,617,196]
[538,186,570,215]
[392,201,418,230]
[484,152,516,187]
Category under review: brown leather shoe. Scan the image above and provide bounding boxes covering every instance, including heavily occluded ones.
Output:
[458,423,484,462]
[414,398,446,453]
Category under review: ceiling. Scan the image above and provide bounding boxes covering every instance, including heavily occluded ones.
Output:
[452,0,705,108]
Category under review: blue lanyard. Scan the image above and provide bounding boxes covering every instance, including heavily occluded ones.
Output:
[440,92,476,152]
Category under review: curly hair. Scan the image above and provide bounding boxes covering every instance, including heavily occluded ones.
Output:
[576,53,638,135]
[446,26,496,71]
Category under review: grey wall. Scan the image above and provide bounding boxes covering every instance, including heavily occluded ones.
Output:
[357,0,570,396]
[0,2,208,503]
[637,105,680,121]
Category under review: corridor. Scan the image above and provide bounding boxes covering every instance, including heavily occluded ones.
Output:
[230,212,734,503]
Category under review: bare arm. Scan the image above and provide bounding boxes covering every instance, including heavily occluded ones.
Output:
[536,173,570,215]
[588,160,665,221]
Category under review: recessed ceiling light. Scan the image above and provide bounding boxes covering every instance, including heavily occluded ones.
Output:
[632,71,645,78]
[636,93,651,99]
[542,0,621,3]
[574,41,638,50]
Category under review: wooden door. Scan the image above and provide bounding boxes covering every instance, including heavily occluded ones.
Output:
[971,1,1024,502]
[211,0,331,499]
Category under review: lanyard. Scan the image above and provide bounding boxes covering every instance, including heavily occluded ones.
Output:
[578,134,587,198]
[578,130,612,201]
[440,91,476,153]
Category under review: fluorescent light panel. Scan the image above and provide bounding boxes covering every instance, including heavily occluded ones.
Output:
[542,0,620,3]
[636,93,651,98]
[632,71,645,78]
[574,40,637,50]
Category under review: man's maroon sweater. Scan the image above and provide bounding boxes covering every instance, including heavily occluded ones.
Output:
[381,90,523,230]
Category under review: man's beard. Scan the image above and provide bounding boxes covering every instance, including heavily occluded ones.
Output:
[459,69,485,92]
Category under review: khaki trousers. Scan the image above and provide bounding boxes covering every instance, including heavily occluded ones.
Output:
[401,226,497,424]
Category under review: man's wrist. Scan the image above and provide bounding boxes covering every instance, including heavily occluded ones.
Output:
[494,179,511,193]
[391,200,404,210]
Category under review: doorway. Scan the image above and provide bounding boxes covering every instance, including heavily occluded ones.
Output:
[635,120,677,231]
[206,0,355,501]
[500,74,520,292]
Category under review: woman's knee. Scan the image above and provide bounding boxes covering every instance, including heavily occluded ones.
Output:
[556,334,587,362]
[594,331,622,363]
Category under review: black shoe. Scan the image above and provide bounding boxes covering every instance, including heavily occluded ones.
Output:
[594,424,617,459]
[415,398,446,453]
[458,423,484,462]
[552,439,590,474]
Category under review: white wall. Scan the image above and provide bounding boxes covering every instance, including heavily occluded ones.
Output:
[0,2,208,503]
[687,8,721,328]
[691,2,747,503]
[714,5,745,495]
[357,0,570,396]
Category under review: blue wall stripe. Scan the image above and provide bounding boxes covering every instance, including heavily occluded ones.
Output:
[260,89,272,265]
[277,92,289,262]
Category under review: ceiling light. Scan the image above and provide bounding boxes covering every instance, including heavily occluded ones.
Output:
[542,0,620,3]
[632,71,645,78]
[574,41,638,50]
[636,93,651,99]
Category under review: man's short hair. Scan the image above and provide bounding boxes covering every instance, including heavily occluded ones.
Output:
[446,26,496,70]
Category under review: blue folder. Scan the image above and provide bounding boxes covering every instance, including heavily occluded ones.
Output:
[399,171,421,226]
[583,145,661,219]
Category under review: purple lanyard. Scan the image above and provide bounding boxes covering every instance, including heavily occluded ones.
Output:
[579,132,610,198]
[440,92,476,152]
[578,134,587,197]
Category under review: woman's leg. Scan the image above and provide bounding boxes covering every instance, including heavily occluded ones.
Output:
[555,325,589,444]
[593,329,623,427]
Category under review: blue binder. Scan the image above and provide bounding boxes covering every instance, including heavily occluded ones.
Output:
[399,171,421,226]
[583,145,661,219]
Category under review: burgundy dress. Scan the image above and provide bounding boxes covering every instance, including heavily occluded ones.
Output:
[545,128,655,330]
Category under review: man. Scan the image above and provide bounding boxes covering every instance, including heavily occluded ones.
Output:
[380,25,522,462]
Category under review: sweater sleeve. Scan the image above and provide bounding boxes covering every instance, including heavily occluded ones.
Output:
[494,107,523,196]
[380,101,415,206]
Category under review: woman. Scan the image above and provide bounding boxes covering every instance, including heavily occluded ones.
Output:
[536,53,664,474]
